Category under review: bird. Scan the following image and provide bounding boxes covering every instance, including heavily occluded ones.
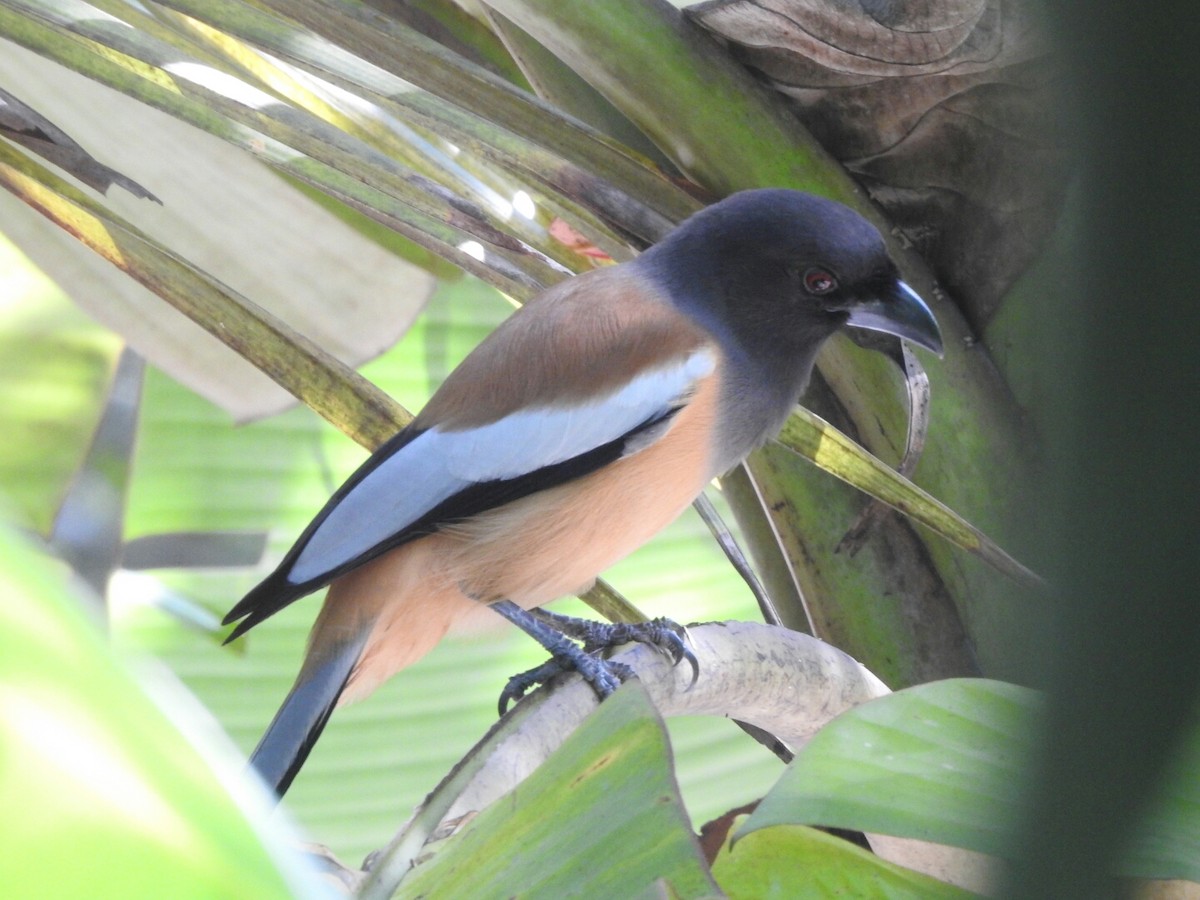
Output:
[223,188,943,797]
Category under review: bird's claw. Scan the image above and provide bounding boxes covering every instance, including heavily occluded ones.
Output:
[632,618,698,689]
[494,604,701,715]
[498,659,559,714]
[577,616,699,690]
[498,654,634,715]
[496,614,699,714]
[531,610,700,688]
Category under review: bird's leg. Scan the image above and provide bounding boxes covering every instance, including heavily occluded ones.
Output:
[528,607,699,684]
[491,600,633,714]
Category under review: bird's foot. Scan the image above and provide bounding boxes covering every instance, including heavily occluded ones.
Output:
[530,608,699,685]
[490,601,698,715]
[498,654,635,715]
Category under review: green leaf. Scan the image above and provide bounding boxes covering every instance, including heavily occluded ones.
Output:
[741,679,1035,857]
[712,822,979,899]
[481,7,678,170]
[0,522,308,899]
[484,0,845,202]
[776,407,1041,588]
[225,0,699,227]
[0,236,119,534]
[740,678,1200,884]
[1122,717,1200,884]
[390,683,718,900]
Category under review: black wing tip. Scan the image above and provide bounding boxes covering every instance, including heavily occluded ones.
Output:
[222,569,311,642]
[221,427,427,642]
[222,616,256,646]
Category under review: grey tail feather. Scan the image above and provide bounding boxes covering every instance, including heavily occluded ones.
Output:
[249,630,369,798]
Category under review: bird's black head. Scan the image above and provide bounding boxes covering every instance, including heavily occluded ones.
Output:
[640,189,943,364]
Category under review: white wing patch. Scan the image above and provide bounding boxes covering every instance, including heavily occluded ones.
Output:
[287,348,715,584]
[442,348,715,480]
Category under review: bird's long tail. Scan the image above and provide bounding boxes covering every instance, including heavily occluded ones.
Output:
[249,627,370,798]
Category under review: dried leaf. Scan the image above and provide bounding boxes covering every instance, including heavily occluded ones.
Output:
[689,0,1068,328]
[0,85,159,201]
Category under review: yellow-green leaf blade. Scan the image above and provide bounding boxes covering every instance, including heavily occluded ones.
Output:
[388,683,718,900]
[712,822,979,899]
[777,406,1042,588]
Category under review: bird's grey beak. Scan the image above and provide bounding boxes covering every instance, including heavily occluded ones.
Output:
[846,280,944,357]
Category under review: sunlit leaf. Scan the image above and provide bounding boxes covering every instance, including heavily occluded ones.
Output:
[777,406,1041,587]
[384,684,718,900]
[0,138,408,448]
[0,522,310,899]
[0,40,435,420]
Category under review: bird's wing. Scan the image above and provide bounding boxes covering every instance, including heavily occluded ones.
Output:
[224,269,715,638]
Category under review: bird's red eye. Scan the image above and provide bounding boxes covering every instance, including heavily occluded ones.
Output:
[804,268,838,295]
